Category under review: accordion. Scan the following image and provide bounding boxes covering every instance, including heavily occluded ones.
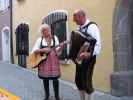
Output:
[68,30,96,64]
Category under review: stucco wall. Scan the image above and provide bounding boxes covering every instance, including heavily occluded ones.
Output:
[12,0,117,92]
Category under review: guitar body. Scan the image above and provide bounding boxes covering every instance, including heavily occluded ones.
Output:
[28,40,69,68]
[28,53,46,68]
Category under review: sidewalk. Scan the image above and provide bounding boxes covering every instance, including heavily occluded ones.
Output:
[0,62,132,100]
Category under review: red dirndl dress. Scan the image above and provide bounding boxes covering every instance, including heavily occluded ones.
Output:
[38,50,60,78]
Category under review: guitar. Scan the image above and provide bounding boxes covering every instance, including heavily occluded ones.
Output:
[27,41,69,68]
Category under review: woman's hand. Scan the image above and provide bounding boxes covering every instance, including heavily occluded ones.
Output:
[34,47,51,54]
[43,47,51,53]
[60,42,65,49]
[34,49,41,54]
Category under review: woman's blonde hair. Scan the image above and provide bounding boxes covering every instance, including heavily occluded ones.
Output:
[39,23,51,34]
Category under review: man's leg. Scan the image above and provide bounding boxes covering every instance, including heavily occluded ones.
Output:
[86,55,96,100]
[79,90,85,100]
[87,94,91,100]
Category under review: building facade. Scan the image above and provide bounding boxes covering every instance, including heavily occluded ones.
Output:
[12,0,116,92]
[0,0,12,63]
[0,0,133,96]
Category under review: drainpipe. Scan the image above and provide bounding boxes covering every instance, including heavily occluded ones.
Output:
[10,0,14,63]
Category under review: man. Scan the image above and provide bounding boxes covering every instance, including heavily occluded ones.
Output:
[73,9,101,100]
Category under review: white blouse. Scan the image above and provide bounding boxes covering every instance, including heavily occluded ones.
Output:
[31,35,59,54]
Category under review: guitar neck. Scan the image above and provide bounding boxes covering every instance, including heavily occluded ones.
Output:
[52,40,69,49]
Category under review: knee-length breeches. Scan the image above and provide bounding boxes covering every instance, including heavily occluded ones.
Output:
[75,55,96,94]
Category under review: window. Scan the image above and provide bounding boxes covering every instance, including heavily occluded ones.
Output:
[43,10,69,61]
[0,0,9,12]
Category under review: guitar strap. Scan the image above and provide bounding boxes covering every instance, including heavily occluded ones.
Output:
[79,21,97,37]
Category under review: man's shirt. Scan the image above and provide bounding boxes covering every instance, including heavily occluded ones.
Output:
[78,19,101,56]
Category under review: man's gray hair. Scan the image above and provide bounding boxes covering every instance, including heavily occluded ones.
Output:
[74,9,86,17]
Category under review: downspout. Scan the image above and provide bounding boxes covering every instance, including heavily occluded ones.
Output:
[10,0,14,63]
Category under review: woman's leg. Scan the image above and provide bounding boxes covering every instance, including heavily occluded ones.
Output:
[53,79,60,100]
[43,78,49,100]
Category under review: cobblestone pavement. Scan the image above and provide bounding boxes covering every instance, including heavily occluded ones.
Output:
[0,62,132,100]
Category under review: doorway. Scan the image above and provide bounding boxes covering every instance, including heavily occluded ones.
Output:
[1,26,11,62]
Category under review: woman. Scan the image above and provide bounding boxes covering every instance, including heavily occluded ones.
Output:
[31,23,64,100]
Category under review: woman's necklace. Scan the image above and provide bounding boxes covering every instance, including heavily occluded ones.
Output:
[45,36,51,47]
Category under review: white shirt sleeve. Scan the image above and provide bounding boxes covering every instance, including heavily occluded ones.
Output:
[31,37,42,54]
[87,24,101,55]
[54,35,59,46]
[54,35,60,52]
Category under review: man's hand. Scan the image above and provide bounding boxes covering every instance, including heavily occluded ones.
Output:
[79,51,91,60]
